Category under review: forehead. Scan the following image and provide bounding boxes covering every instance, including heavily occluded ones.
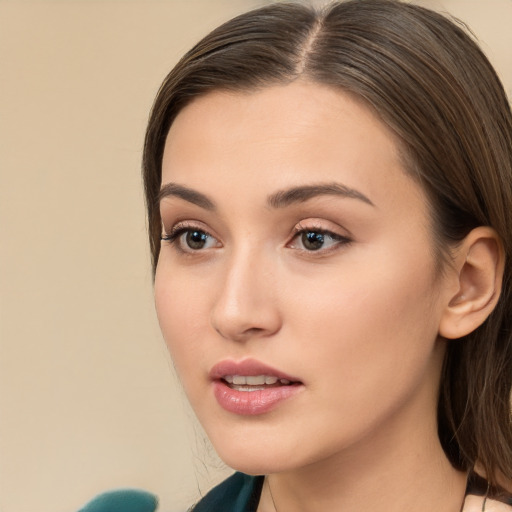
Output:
[164,82,397,158]
[161,81,425,216]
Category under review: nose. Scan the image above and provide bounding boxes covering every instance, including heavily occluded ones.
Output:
[210,248,282,342]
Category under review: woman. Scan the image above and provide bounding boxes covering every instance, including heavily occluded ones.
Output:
[142,0,512,510]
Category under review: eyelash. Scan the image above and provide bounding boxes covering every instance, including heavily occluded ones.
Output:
[160,221,217,254]
[160,221,352,255]
[292,222,351,247]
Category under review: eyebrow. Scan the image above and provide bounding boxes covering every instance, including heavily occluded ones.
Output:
[158,181,374,210]
[267,182,374,208]
[158,182,216,210]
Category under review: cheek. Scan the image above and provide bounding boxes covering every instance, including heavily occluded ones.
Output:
[154,268,210,374]
[284,248,441,402]
[289,247,437,335]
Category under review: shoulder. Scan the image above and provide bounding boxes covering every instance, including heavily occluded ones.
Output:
[464,471,512,512]
[191,472,264,512]
[463,495,512,512]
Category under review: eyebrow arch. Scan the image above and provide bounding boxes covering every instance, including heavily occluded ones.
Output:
[158,181,374,211]
[267,182,374,208]
[158,183,216,211]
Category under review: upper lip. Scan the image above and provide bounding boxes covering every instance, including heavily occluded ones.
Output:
[209,358,301,383]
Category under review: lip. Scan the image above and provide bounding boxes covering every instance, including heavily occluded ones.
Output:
[209,358,301,382]
[210,358,304,416]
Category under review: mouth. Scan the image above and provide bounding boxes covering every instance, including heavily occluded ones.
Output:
[210,359,304,415]
[221,374,296,392]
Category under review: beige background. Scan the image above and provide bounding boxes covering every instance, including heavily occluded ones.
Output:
[0,1,510,511]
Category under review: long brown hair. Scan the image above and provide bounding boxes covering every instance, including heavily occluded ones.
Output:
[143,0,512,490]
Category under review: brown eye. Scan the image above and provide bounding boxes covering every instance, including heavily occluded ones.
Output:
[161,225,219,252]
[185,230,209,250]
[302,231,325,251]
[289,228,351,253]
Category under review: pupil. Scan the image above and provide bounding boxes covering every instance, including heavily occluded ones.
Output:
[303,231,324,250]
[186,230,207,249]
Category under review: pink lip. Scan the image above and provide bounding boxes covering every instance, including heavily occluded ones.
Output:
[209,358,301,382]
[210,358,304,416]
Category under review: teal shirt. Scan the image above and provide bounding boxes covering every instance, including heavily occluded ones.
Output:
[191,473,263,512]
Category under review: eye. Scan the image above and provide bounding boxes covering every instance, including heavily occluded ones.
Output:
[289,225,351,253]
[161,223,220,252]
[181,229,215,250]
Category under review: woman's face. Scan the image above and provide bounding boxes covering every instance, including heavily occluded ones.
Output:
[155,82,455,475]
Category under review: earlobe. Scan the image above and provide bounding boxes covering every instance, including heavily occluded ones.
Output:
[439,227,505,340]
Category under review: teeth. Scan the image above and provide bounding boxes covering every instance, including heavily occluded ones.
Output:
[224,375,288,386]
[246,375,265,385]
[232,385,266,392]
[232,375,247,385]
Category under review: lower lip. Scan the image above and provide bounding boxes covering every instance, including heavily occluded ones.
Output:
[213,380,303,415]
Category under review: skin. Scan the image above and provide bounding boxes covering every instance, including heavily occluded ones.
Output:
[155,82,468,512]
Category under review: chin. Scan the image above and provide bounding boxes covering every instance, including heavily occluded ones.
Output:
[209,434,296,476]
[220,454,285,476]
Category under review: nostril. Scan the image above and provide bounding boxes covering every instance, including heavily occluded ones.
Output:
[213,325,266,342]
[211,303,281,341]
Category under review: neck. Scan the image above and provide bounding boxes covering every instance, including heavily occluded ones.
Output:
[263,439,467,512]
[259,360,467,512]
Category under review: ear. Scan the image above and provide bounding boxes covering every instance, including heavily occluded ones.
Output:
[439,226,505,340]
